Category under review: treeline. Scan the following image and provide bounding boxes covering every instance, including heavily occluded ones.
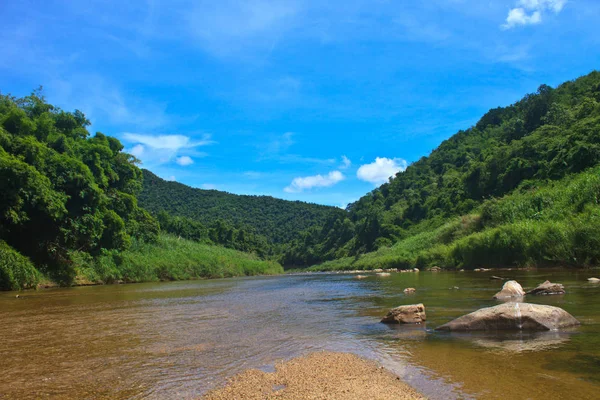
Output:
[139,169,345,244]
[155,211,272,258]
[0,91,281,290]
[286,71,600,269]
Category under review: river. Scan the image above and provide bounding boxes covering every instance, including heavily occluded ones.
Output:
[1,270,599,399]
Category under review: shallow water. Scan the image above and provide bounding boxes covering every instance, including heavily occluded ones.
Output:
[1,270,599,399]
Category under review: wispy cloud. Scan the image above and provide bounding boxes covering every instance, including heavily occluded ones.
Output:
[357,157,407,185]
[259,132,336,165]
[502,0,567,29]
[339,155,351,170]
[186,0,299,58]
[122,133,214,166]
[176,156,194,166]
[284,170,345,193]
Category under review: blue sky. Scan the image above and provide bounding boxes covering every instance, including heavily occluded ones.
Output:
[1,0,599,207]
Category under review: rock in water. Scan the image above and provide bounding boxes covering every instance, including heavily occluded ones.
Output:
[376,272,391,277]
[527,280,566,295]
[404,288,416,294]
[493,280,525,299]
[355,275,368,280]
[381,304,426,324]
[436,302,580,331]
[588,277,600,283]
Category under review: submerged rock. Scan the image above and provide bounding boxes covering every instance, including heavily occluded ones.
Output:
[436,302,580,331]
[493,280,525,299]
[381,303,426,324]
[490,275,505,281]
[355,275,368,280]
[404,287,416,294]
[376,272,391,277]
[527,280,565,296]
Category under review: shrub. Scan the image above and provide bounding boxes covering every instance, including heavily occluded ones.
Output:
[0,241,40,290]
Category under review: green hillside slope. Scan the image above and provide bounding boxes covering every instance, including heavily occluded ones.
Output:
[285,71,600,268]
[139,169,344,244]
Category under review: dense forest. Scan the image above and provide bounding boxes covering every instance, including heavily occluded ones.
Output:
[0,91,281,290]
[284,71,600,270]
[139,169,344,245]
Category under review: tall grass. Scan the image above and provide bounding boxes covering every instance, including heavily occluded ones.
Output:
[0,241,40,290]
[311,168,600,271]
[77,234,283,284]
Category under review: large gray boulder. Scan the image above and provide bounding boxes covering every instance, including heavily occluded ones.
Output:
[527,280,565,295]
[493,280,525,299]
[381,304,426,324]
[436,302,580,331]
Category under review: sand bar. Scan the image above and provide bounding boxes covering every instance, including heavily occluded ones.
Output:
[203,351,425,400]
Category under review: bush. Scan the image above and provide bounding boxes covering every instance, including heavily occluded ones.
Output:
[0,241,40,290]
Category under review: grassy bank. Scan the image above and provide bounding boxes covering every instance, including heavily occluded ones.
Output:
[310,168,600,272]
[2,234,283,291]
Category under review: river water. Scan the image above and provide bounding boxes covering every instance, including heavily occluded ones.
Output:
[1,270,599,399]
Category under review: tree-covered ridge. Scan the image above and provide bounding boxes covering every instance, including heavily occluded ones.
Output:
[0,91,283,290]
[284,71,600,267]
[0,90,159,285]
[139,169,345,245]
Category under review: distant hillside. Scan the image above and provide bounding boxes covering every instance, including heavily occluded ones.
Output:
[139,170,344,244]
[283,70,600,268]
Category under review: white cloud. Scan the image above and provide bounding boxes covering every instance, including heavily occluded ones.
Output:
[284,170,345,193]
[121,133,214,166]
[176,156,194,166]
[502,0,566,29]
[130,144,145,158]
[340,155,351,170]
[357,157,408,185]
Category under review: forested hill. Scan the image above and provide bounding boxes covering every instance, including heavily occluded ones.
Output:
[139,169,345,244]
[284,70,600,268]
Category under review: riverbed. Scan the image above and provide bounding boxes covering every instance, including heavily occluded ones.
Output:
[1,270,599,399]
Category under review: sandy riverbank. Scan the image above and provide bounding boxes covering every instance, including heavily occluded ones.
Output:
[202,352,425,400]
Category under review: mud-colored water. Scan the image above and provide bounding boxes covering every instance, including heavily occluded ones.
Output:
[1,270,599,399]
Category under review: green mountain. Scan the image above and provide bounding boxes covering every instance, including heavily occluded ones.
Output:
[284,71,600,269]
[138,169,344,245]
[0,91,280,291]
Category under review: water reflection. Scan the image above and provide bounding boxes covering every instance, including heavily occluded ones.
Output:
[452,331,572,353]
[1,270,599,400]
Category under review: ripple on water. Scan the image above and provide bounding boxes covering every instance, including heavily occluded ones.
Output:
[1,270,600,399]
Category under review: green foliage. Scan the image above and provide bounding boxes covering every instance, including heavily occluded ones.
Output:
[156,211,271,257]
[0,90,159,287]
[139,169,344,245]
[0,241,40,290]
[75,234,283,283]
[294,70,600,267]
[311,167,600,271]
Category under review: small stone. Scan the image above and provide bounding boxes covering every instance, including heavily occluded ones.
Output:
[588,277,600,283]
[527,280,565,296]
[404,287,416,294]
[493,280,525,299]
[381,303,426,324]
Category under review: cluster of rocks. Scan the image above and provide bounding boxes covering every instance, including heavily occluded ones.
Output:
[352,268,421,279]
[493,280,566,299]
[381,277,585,332]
